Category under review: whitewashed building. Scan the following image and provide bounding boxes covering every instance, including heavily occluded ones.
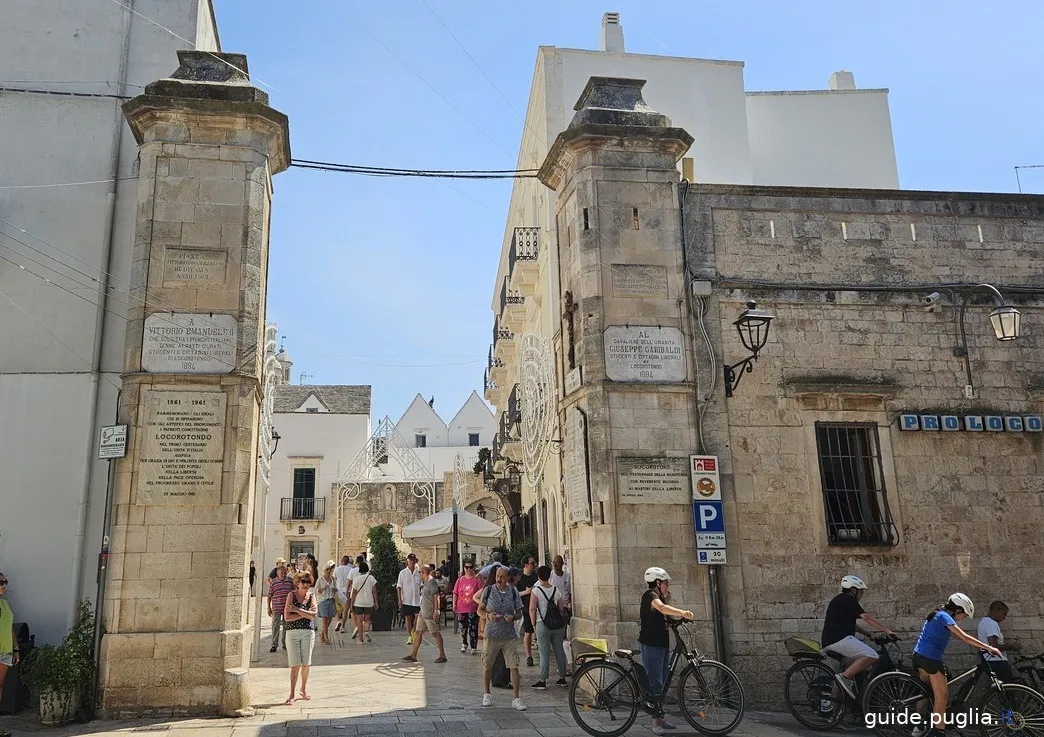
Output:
[0,1,220,644]
[485,11,902,563]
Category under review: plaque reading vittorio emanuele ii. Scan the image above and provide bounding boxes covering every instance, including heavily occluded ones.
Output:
[604,325,685,382]
[142,312,238,374]
[137,390,226,506]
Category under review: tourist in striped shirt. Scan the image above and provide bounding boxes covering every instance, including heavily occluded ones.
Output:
[268,563,294,652]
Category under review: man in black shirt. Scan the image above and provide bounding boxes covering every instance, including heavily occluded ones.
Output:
[516,558,539,667]
[822,575,896,698]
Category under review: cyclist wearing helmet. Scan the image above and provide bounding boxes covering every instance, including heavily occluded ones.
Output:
[821,575,897,698]
[639,567,693,736]
[913,594,1000,737]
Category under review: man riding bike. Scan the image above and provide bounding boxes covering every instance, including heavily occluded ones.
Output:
[821,575,898,699]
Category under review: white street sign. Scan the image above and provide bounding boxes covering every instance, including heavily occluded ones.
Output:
[690,454,722,501]
[696,533,727,549]
[99,424,128,459]
[698,549,727,565]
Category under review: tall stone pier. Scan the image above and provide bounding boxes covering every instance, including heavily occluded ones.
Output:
[538,78,698,647]
[99,51,289,715]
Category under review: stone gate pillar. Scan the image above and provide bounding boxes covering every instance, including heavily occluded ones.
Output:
[99,51,289,715]
[538,78,696,647]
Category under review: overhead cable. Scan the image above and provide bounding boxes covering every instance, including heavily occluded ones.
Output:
[290,159,539,179]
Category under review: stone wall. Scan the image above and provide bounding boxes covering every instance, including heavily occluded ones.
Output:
[333,481,447,563]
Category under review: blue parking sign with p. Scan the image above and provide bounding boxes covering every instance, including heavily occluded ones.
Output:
[693,502,725,533]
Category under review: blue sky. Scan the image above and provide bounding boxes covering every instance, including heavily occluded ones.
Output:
[213,0,1043,421]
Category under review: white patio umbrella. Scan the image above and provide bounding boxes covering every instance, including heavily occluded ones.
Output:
[401,504,506,547]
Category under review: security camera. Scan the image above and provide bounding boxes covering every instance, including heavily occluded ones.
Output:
[922,292,941,306]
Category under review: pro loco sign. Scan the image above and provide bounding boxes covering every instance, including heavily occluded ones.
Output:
[899,413,1042,433]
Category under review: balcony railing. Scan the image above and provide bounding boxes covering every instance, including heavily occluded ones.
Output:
[500,277,525,315]
[508,227,540,276]
[280,497,327,521]
[493,316,514,351]
[506,384,521,434]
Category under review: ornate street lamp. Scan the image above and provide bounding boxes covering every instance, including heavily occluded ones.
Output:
[476,503,486,520]
[723,300,775,398]
[271,428,281,455]
[953,284,1021,394]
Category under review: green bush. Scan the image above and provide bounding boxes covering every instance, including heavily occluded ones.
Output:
[508,539,538,567]
[367,524,402,611]
[23,599,96,720]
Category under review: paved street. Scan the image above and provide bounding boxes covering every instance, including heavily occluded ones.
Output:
[0,622,856,737]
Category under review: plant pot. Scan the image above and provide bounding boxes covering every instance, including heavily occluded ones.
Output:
[39,687,79,725]
[370,608,393,632]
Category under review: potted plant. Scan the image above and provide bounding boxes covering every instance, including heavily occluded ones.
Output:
[366,524,402,632]
[23,600,95,725]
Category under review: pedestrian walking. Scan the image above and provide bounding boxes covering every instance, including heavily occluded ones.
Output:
[0,572,19,737]
[529,565,568,689]
[549,555,572,635]
[453,561,482,654]
[476,566,527,711]
[316,561,337,644]
[350,561,377,645]
[332,555,353,633]
[402,566,447,663]
[517,557,538,667]
[249,561,256,595]
[283,572,317,705]
[397,554,422,645]
[268,562,294,652]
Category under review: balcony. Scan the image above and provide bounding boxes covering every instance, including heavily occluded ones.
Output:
[499,276,526,331]
[485,346,507,406]
[508,227,539,295]
[499,386,522,462]
[493,315,516,364]
[280,497,327,521]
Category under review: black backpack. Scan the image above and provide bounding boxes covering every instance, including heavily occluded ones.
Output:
[538,586,565,630]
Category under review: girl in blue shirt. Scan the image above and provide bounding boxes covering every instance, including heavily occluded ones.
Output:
[912,593,1001,736]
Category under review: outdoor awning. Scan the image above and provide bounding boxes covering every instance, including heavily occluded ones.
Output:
[401,506,506,547]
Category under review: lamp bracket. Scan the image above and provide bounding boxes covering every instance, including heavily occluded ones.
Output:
[723,354,759,398]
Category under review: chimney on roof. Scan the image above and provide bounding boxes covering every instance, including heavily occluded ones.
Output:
[601,12,625,53]
[828,70,856,91]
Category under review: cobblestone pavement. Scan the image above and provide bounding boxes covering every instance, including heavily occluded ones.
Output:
[1,621,842,737]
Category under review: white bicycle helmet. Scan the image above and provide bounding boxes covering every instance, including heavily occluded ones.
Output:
[645,567,671,584]
[841,575,867,590]
[949,593,974,618]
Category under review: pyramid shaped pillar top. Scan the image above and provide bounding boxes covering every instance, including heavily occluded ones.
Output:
[539,76,693,190]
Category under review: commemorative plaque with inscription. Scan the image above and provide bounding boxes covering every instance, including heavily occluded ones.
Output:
[137,389,226,505]
[617,457,690,505]
[162,248,228,286]
[142,312,238,374]
[611,264,668,298]
[565,407,591,524]
[604,325,685,382]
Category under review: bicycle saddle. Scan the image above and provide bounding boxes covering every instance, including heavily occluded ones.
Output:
[614,649,637,659]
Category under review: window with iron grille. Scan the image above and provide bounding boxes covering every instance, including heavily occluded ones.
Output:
[814,422,898,547]
[468,433,480,447]
[415,434,427,448]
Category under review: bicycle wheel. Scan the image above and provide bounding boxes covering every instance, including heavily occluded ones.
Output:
[862,671,932,737]
[568,659,640,737]
[676,660,746,736]
[978,682,1044,737]
[784,659,846,730]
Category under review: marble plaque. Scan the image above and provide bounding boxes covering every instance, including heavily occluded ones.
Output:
[565,407,591,524]
[137,390,226,505]
[162,248,227,286]
[604,325,685,382]
[611,264,668,298]
[143,312,238,374]
[564,367,583,396]
[617,457,690,505]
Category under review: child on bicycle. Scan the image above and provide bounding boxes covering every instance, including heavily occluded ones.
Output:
[913,593,1001,737]
[640,567,694,736]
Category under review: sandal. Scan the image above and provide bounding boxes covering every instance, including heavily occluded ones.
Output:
[284,697,295,706]
[299,693,311,701]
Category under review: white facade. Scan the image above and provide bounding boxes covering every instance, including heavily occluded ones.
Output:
[261,382,372,571]
[486,12,902,563]
[0,1,219,644]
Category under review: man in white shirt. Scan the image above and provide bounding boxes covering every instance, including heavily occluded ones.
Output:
[332,555,353,633]
[977,600,1020,682]
[549,555,572,636]
[397,553,422,645]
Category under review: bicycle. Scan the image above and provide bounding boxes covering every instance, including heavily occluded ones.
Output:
[862,651,1044,737]
[568,618,745,737]
[783,633,908,730]
[1013,653,1044,694]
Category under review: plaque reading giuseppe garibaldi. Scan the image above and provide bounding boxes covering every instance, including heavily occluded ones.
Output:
[604,325,685,382]
[137,389,226,505]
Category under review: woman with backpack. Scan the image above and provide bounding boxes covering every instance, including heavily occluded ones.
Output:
[528,564,569,690]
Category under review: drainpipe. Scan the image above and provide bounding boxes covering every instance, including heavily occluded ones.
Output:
[79,0,132,623]
[678,179,727,664]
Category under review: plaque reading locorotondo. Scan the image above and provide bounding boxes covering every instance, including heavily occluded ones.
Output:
[453,453,468,508]
[519,333,556,485]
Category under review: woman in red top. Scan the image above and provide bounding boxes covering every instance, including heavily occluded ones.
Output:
[453,562,483,654]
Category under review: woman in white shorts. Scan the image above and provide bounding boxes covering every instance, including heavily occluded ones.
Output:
[0,573,18,737]
[283,572,317,704]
